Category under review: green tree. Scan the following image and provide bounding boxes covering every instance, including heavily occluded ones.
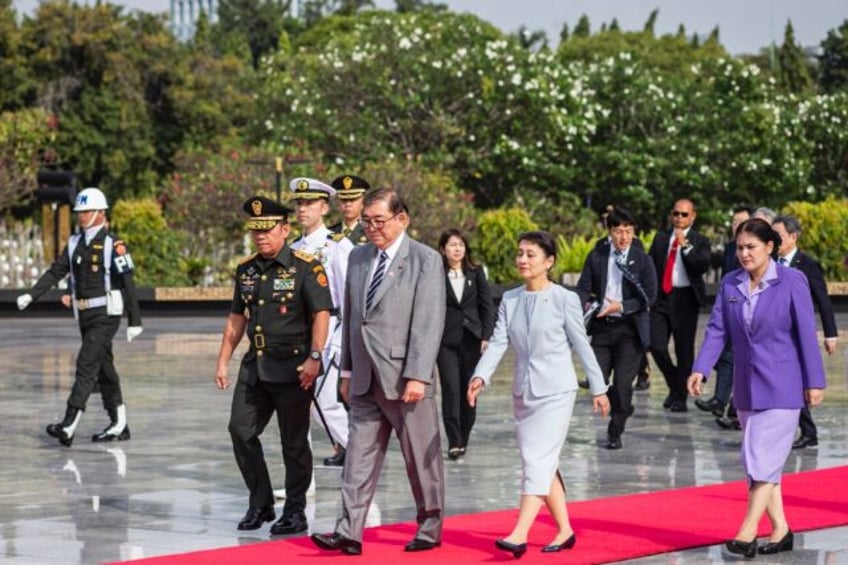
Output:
[0,0,32,111]
[110,198,190,286]
[776,21,813,94]
[473,208,538,283]
[395,0,447,13]
[0,108,56,211]
[217,0,290,69]
[573,14,590,38]
[256,11,597,208]
[643,9,658,35]
[819,20,848,93]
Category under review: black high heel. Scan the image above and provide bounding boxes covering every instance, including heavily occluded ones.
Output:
[758,530,793,554]
[495,539,527,559]
[542,534,576,552]
[725,538,757,558]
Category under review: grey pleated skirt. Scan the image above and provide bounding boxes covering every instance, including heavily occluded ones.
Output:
[514,389,577,495]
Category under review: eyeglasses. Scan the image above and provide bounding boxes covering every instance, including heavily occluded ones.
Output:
[361,214,399,230]
[672,211,690,218]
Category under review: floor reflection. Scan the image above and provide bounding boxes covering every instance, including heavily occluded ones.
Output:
[0,315,845,564]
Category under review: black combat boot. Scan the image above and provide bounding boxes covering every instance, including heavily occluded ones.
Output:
[46,405,83,447]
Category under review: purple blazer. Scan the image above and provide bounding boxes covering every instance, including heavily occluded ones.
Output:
[692,263,826,411]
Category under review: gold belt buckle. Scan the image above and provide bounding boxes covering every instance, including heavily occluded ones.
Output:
[77,299,89,310]
[253,333,266,349]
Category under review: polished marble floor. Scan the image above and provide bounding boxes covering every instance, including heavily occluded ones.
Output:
[0,314,846,564]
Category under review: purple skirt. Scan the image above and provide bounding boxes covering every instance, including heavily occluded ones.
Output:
[738,408,801,484]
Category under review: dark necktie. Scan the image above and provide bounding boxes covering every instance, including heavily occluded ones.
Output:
[662,238,679,294]
[779,257,787,265]
[366,251,389,310]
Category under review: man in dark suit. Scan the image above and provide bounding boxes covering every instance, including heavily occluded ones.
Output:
[695,206,752,418]
[577,207,657,449]
[774,215,838,449]
[648,198,712,412]
[312,188,446,555]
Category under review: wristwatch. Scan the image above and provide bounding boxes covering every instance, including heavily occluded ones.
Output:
[309,350,322,361]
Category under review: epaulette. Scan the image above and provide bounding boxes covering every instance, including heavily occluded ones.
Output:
[293,249,316,263]
[238,253,258,266]
[328,232,345,243]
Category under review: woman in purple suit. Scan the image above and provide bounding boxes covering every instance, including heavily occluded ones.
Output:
[687,218,826,558]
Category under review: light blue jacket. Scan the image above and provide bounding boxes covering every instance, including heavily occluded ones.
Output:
[475,284,607,397]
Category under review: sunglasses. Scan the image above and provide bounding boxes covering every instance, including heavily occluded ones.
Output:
[672,211,690,218]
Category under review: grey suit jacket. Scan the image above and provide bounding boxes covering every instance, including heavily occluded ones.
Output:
[342,234,446,400]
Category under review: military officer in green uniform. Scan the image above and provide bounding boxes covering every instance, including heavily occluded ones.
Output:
[329,175,370,246]
[215,196,332,537]
[17,187,143,447]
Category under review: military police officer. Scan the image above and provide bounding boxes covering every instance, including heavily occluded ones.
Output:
[215,196,332,537]
[329,175,370,246]
[290,177,354,467]
[17,187,143,447]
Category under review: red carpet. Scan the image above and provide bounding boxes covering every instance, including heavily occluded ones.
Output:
[111,466,848,565]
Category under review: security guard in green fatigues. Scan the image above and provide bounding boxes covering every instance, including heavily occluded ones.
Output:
[17,187,143,447]
[328,175,370,246]
[215,196,332,537]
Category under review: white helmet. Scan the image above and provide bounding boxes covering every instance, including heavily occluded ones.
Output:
[73,187,109,211]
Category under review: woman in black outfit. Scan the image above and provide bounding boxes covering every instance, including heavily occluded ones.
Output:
[437,229,495,460]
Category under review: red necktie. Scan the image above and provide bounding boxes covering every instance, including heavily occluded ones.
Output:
[662,238,679,294]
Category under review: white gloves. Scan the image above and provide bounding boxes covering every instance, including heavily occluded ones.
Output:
[127,326,143,343]
[17,293,33,311]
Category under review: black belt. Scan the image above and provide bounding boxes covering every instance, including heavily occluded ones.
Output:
[599,316,628,324]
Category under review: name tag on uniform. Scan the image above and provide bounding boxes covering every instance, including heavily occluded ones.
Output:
[274,279,295,291]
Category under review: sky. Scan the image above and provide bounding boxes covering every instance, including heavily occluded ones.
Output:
[12,0,848,55]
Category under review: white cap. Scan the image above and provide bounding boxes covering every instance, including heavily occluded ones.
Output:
[73,187,109,211]
[289,177,336,200]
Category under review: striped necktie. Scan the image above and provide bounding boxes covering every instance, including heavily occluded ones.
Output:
[366,251,389,310]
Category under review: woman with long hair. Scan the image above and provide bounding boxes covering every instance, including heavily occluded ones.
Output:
[437,229,495,460]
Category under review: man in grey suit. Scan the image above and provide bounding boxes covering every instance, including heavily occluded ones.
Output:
[311,188,446,555]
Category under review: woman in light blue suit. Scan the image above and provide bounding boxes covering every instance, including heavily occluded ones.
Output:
[468,231,609,557]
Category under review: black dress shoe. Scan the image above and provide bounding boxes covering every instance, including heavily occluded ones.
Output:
[542,534,576,552]
[404,538,441,552]
[758,530,793,554]
[270,510,308,535]
[447,447,462,460]
[725,538,757,558]
[311,532,362,555]
[792,436,818,449]
[633,378,650,391]
[695,397,723,413]
[716,416,741,430]
[323,447,346,466]
[663,395,672,409]
[495,539,527,558]
[669,401,688,412]
[237,506,275,530]
[606,436,622,450]
[578,379,589,389]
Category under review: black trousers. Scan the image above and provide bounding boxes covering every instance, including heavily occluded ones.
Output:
[650,288,699,404]
[590,319,642,438]
[69,309,122,412]
[228,378,312,514]
[798,406,818,438]
[437,332,482,450]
